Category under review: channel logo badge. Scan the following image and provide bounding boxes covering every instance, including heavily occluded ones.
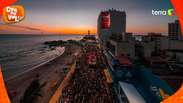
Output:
[168,8,174,16]
[3,5,25,24]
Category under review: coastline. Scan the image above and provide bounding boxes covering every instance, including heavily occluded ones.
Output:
[5,47,66,81]
[6,44,81,103]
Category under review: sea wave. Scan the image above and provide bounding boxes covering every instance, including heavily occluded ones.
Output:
[4,46,65,81]
[0,35,82,80]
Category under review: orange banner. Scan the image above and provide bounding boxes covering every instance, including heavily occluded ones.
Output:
[162,84,183,103]
[162,1,183,102]
[0,66,11,103]
[171,0,183,34]
[0,0,17,15]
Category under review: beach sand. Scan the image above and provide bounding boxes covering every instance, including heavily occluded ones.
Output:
[5,44,81,103]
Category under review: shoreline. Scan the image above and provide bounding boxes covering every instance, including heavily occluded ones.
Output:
[5,47,65,81]
[6,44,81,103]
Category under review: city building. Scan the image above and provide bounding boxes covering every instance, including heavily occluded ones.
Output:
[159,36,169,50]
[169,40,183,50]
[166,20,183,62]
[107,39,135,58]
[166,50,183,63]
[97,9,136,58]
[167,40,183,63]
[168,20,183,40]
[141,41,155,58]
[142,33,162,51]
[98,9,126,46]
[123,32,135,42]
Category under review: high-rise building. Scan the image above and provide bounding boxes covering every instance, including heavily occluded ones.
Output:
[168,20,183,40]
[109,9,126,34]
[97,9,126,46]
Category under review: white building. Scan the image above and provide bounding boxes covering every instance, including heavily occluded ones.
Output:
[108,39,135,58]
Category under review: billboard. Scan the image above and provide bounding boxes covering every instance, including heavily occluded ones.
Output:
[101,12,110,29]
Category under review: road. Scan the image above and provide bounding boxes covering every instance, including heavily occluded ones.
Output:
[60,44,117,103]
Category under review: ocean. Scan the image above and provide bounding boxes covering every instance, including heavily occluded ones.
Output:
[0,35,83,80]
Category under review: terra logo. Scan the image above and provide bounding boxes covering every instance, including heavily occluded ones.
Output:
[152,8,175,16]
[3,5,25,24]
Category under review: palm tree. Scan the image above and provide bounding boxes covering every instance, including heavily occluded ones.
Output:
[20,77,46,103]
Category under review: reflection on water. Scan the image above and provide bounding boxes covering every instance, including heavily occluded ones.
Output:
[0,35,83,80]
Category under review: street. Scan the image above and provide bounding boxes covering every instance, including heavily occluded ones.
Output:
[60,44,117,103]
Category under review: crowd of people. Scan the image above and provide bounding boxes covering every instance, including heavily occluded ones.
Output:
[60,45,117,103]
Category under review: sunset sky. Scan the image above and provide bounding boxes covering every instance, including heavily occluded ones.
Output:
[0,0,178,35]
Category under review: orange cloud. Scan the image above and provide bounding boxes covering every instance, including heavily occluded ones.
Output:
[44,26,96,35]
[0,22,97,35]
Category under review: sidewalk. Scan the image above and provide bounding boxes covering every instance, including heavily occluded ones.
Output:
[49,62,76,103]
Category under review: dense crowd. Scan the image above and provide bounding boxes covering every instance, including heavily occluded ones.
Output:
[60,45,117,103]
